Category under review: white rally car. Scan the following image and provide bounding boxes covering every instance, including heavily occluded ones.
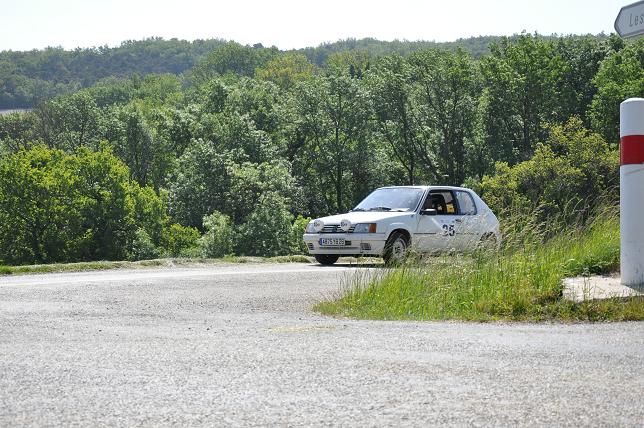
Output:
[303,186,501,265]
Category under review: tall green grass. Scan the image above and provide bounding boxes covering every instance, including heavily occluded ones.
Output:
[316,207,644,321]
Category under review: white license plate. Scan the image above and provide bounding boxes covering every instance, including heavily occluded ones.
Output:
[319,238,345,247]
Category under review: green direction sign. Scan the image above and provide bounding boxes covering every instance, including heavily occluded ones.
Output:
[615,0,644,38]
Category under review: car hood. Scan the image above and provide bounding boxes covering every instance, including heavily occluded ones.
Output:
[315,211,413,225]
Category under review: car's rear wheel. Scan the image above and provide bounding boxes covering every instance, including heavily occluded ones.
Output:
[314,254,340,266]
[383,232,409,266]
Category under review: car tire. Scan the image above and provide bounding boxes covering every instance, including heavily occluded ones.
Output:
[315,254,340,266]
[383,232,409,266]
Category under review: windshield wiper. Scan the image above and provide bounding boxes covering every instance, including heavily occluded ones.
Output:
[368,206,392,211]
[350,208,366,212]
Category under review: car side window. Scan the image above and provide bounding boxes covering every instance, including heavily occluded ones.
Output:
[456,191,477,215]
[423,191,457,215]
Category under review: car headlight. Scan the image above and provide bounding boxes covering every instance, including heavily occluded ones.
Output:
[306,219,324,233]
[353,223,377,233]
[340,219,352,232]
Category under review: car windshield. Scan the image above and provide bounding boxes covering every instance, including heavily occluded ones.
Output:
[352,188,424,212]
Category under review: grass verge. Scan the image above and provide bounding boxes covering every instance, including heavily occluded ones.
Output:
[0,255,313,276]
[316,212,644,322]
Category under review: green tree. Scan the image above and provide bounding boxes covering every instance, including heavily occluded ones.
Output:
[105,103,173,189]
[224,160,299,223]
[0,146,80,263]
[0,145,168,264]
[291,73,372,213]
[255,53,316,90]
[551,36,610,126]
[32,91,103,151]
[480,118,618,223]
[590,38,644,145]
[326,50,371,78]
[366,54,424,184]
[192,42,277,84]
[237,193,293,257]
[0,111,37,152]
[223,77,284,135]
[200,211,235,258]
[161,223,200,257]
[479,34,560,165]
[167,139,233,228]
[409,48,479,185]
[167,137,298,229]
[130,228,160,261]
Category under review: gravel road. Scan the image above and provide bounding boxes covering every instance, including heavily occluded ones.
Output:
[0,263,643,427]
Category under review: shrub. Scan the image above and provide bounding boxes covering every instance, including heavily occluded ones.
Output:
[0,145,167,264]
[237,192,293,257]
[161,223,200,257]
[200,211,235,258]
[130,228,160,261]
[480,118,618,226]
[289,215,312,254]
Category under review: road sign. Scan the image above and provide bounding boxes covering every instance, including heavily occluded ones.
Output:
[615,0,644,38]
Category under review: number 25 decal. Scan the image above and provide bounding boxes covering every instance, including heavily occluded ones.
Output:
[442,224,455,236]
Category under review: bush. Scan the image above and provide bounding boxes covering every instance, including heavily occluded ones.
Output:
[480,118,618,226]
[200,211,235,258]
[237,193,293,257]
[289,215,311,254]
[130,228,160,261]
[161,223,200,257]
[0,145,167,264]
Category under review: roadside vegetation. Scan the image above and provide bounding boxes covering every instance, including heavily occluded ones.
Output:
[0,34,642,269]
[316,209,644,322]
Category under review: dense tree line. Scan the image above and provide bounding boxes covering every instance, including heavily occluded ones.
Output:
[0,38,228,108]
[1,35,606,109]
[0,34,640,265]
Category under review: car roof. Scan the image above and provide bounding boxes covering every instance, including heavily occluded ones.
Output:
[378,185,474,192]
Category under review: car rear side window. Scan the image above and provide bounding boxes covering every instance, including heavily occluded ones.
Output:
[456,191,477,215]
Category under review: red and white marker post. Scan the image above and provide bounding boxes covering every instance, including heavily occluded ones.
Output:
[620,98,644,287]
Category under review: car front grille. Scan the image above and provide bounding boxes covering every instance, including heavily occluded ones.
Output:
[320,225,356,233]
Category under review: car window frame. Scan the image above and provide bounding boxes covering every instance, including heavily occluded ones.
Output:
[421,189,459,216]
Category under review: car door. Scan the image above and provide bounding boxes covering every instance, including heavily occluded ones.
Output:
[416,190,461,252]
[454,190,481,250]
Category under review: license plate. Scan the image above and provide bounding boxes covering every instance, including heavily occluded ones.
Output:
[319,238,345,247]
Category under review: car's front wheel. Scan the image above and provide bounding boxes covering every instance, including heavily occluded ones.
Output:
[314,254,340,265]
[383,232,409,265]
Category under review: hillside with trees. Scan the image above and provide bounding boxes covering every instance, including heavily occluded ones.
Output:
[0,34,608,109]
[0,33,641,265]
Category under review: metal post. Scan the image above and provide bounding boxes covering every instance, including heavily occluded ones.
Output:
[620,98,644,286]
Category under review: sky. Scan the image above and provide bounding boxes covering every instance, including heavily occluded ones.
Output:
[0,0,629,52]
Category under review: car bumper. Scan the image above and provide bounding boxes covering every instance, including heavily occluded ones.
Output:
[303,233,386,256]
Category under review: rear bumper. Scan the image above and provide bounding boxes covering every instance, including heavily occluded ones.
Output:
[303,233,386,256]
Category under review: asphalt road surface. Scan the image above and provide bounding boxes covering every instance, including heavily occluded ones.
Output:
[0,263,643,427]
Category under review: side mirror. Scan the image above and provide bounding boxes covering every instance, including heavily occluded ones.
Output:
[420,208,437,216]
